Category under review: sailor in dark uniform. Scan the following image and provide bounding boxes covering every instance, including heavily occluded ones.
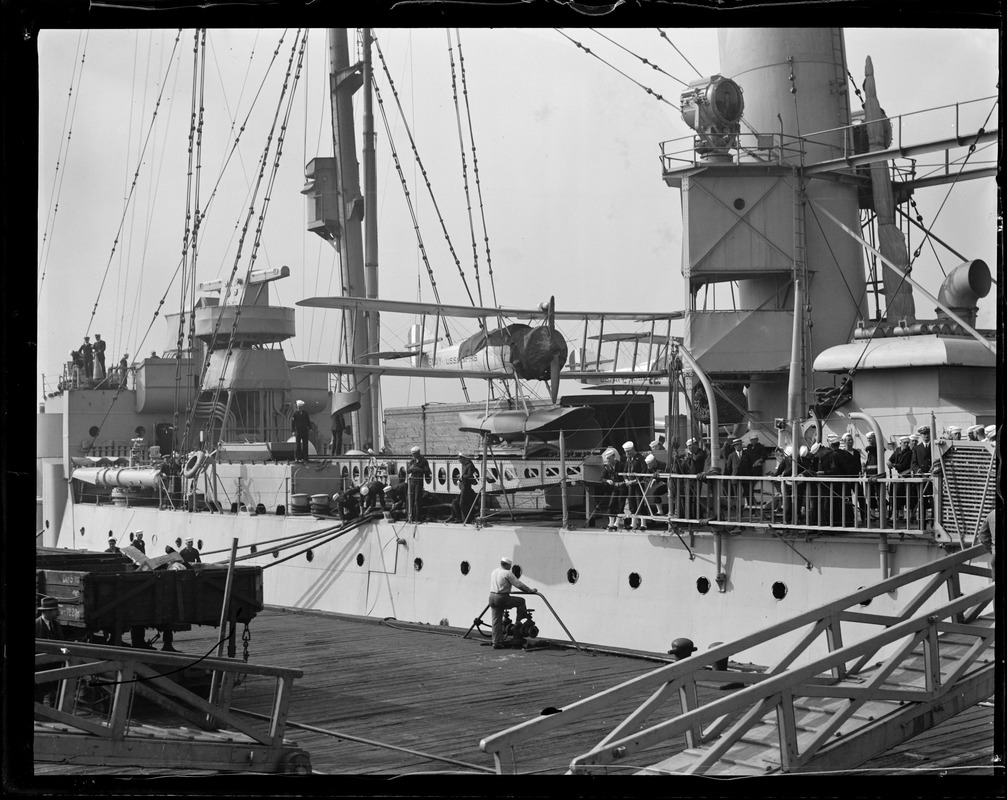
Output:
[80,336,93,379]
[406,446,432,522]
[132,530,146,553]
[104,536,120,554]
[179,536,201,564]
[93,333,107,379]
[335,487,362,521]
[910,425,933,523]
[383,483,407,520]
[450,452,478,523]
[887,436,914,522]
[360,479,388,513]
[119,354,130,388]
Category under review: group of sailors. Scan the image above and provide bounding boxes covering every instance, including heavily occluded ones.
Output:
[63,333,130,389]
[328,446,481,525]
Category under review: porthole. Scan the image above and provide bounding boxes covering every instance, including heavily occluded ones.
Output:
[696,576,711,594]
[197,539,203,550]
[89,426,100,437]
[545,467,559,478]
[413,558,423,572]
[306,549,314,562]
[272,550,279,558]
[356,553,365,567]
[523,468,540,479]
[567,568,579,584]
[80,526,86,537]
[733,197,745,210]
[451,467,460,485]
[504,469,516,482]
[460,561,470,576]
[488,467,499,482]
[772,581,787,600]
[629,572,642,589]
[175,537,182,548]
[352,465,361,482]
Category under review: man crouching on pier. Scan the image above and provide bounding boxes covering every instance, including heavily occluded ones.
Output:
[489,557,537,650]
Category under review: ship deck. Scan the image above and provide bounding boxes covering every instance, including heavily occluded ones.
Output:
[33,606,996,779]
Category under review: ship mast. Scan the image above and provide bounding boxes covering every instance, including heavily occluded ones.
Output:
[326,28,379,450]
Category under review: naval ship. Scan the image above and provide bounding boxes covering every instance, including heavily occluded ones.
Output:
[37,27,998,669]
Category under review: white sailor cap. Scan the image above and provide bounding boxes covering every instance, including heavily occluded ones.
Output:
[622,441,635,451]
[899,435,911,443]
[732,438,743,446]
[810,443,822,454]
[457,451,472,460]
[799,445,809,458]
[410,446,421,453]
[500,556,513,567]
[967,424,984,435]
[784,445,793,456]
[184,536,194,543]
[686,438,696,446]
[985,425,996,438]
[360,486,369,496]
[384,484,395,493]
[296,399,305,406]
[748,434,759,441]
[946,425,961,435]
[865,431,876,439]
[108,536,116,542]
[645,453,656,464]
[827,433,839,443]
[134,530,144,537]
[602,447,619,460]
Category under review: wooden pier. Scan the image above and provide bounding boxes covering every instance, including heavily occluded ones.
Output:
[34,604,997,777]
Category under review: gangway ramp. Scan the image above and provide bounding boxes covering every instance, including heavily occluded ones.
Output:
[480,545,994,775]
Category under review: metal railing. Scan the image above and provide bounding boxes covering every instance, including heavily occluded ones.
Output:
[602,471,936,536]
[479,545,994,774]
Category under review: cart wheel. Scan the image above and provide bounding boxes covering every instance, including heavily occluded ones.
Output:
[280,751,312,775]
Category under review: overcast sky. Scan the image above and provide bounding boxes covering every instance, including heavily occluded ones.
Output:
[36,27,999,411]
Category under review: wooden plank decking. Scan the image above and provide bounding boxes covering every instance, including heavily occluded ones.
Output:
[34,606,998,777]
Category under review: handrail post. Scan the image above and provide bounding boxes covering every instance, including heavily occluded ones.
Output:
[208,538,239,719]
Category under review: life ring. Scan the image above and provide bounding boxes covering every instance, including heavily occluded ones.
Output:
[183,451,207,479]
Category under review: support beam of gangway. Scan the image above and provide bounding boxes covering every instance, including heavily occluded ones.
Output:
[479,545,994,775]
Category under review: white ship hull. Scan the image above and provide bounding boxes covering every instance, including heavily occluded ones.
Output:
[59,502,990,667]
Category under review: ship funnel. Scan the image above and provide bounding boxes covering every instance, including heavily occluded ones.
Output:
[936,260,991,326]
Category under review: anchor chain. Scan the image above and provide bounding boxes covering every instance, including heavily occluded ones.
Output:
[234,623,251,686]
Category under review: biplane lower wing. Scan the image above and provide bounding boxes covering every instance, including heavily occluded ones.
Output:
[580,382,672,392]
[293,362,509,380]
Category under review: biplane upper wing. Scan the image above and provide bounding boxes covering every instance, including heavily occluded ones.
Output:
[293,362,510,380]
[298,295,683,322]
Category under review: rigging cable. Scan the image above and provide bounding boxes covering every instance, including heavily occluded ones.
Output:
[590,28,692,88]
[656,28,704,79]
[191,29,308,448]
[81,33,296,454]
[372,36,472,402]
[38,31,89,308]
[373,37,478,308]
[446,29,484,310]
[174,29,208,453]
[82,30,184,340]
[554,29,681,113]
[456,30,498,308]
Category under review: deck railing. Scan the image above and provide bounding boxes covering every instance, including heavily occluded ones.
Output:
[609,471,936,536]
[479,545,994,774]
